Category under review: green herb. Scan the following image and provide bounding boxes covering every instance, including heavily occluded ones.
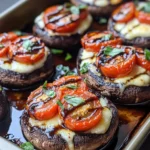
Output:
[51,49,63,54]
[78,4,87,9]
[44,90,56,98]
[65,53,72,61]
[64,95,84,106]
[42,81,48,89]
[0,86,2,91]
[57,100,64,110]
[143,2,150,13]
[22,40,35,51]
[103,34,112,41]
[0,44,4,48]
[80,63,89,74]
[70,6,80,14]
[13,30,22,36]
[58,6,63,11]
[144,48,150,61]
[67,71,76,75]
[99,18,107,24]
[104,46,124,57]
[66,84,78,89]
[20,142,34,150]
[64,2,72,8]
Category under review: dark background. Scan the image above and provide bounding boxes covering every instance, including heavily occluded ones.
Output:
[0,0,149,150]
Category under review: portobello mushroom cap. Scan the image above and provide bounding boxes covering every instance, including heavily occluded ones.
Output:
[71,0,123,17]
[77,48,150,104]
[33,24,90,50]
[0,53,54,89]
[0,90,9,121]
[21,97,118,150]
[108,19,150,48]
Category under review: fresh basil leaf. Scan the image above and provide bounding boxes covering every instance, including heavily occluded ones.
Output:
[65,53,72,61]
[78,4,87,9]
[13,30,22,36]
[0,44,4,48]
[57,100,64,110]
[51,49,63,54]
[42,81,48,89]
[99,18,107,24]
[20,142,34,150]
[80,63,89,74]
[104,46,124,57]
[22,40,34,51]
[56,64,63,71]
[66,71,76,75]
[144,48,150,61]
[103,34,112,41]
[66,84,78,89]
[64,2,73,8]
[70,6,80,14]
[144,2,150,13]
[64,95,84,106]
[44,90,55,98]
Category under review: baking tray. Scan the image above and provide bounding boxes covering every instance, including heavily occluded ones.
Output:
[0,0,150,150]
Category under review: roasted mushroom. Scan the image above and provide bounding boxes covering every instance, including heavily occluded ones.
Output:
[33,3,92,49]
[21,76,118,150]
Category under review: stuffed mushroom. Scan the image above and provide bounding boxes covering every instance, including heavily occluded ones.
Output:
[0,34,54,89]
[78,39,150,104]
[21,75,118,150]
[108,1,150,48]
[71,0,124,17]
[33,3,92,49]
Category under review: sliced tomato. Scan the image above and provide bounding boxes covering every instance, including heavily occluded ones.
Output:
[0,46,9,57]
[64,100,102,131]
[8,36,45,64]
[81,31,122,52]
[136,48,150,71]
[0,32,18,43]
[43,5,88,33]
[112,2,135,23]
[135,10,150,24]
[97,46,136,78]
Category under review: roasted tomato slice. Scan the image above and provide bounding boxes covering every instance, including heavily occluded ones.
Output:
[96,45,136,78]
[112,2,135,23]
[0,45,9,57]
[81,31,122,52]
[26,83,60,121]
[135,2,150,24]
[57,76,102,132]
[43,4,88,33]
[8,35,45,64]
[136,48,150,71]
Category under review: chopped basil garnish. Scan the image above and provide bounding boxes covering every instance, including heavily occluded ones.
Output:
[0,44,4,48]
[22,40,35,51]
[57,100,64,110]
[13,30,22,36]
[70,6,80,14]
[65,53,72,61]
[51,49,63,54]
[78,4,87,9]
[42,81,48,89]
[20,142,34,150]
[144,48,150,61]
[140,2,150,13]
[103,34,112,41]
[66,84,78,89]
[80,63,89,74]
[64,95,84,106]
[104,46,124,57]
[44,90,55,98]
[99,18,107,24]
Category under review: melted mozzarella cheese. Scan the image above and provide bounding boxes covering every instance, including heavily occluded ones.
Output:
[86,107,112,134]
[114,65,150,86]
[35,13,92,36]
[81,0,122,6]
[114,18,150,40]
[29,114,61,129]
[0,47,50,74]
[56,129,75,150]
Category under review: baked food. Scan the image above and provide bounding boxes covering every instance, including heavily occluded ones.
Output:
[71,0,124,17]
[33,3,92,49]
[78,35,150,104]
[108,1,150,48]
[21,75,118,150]
[0,34,54,89]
